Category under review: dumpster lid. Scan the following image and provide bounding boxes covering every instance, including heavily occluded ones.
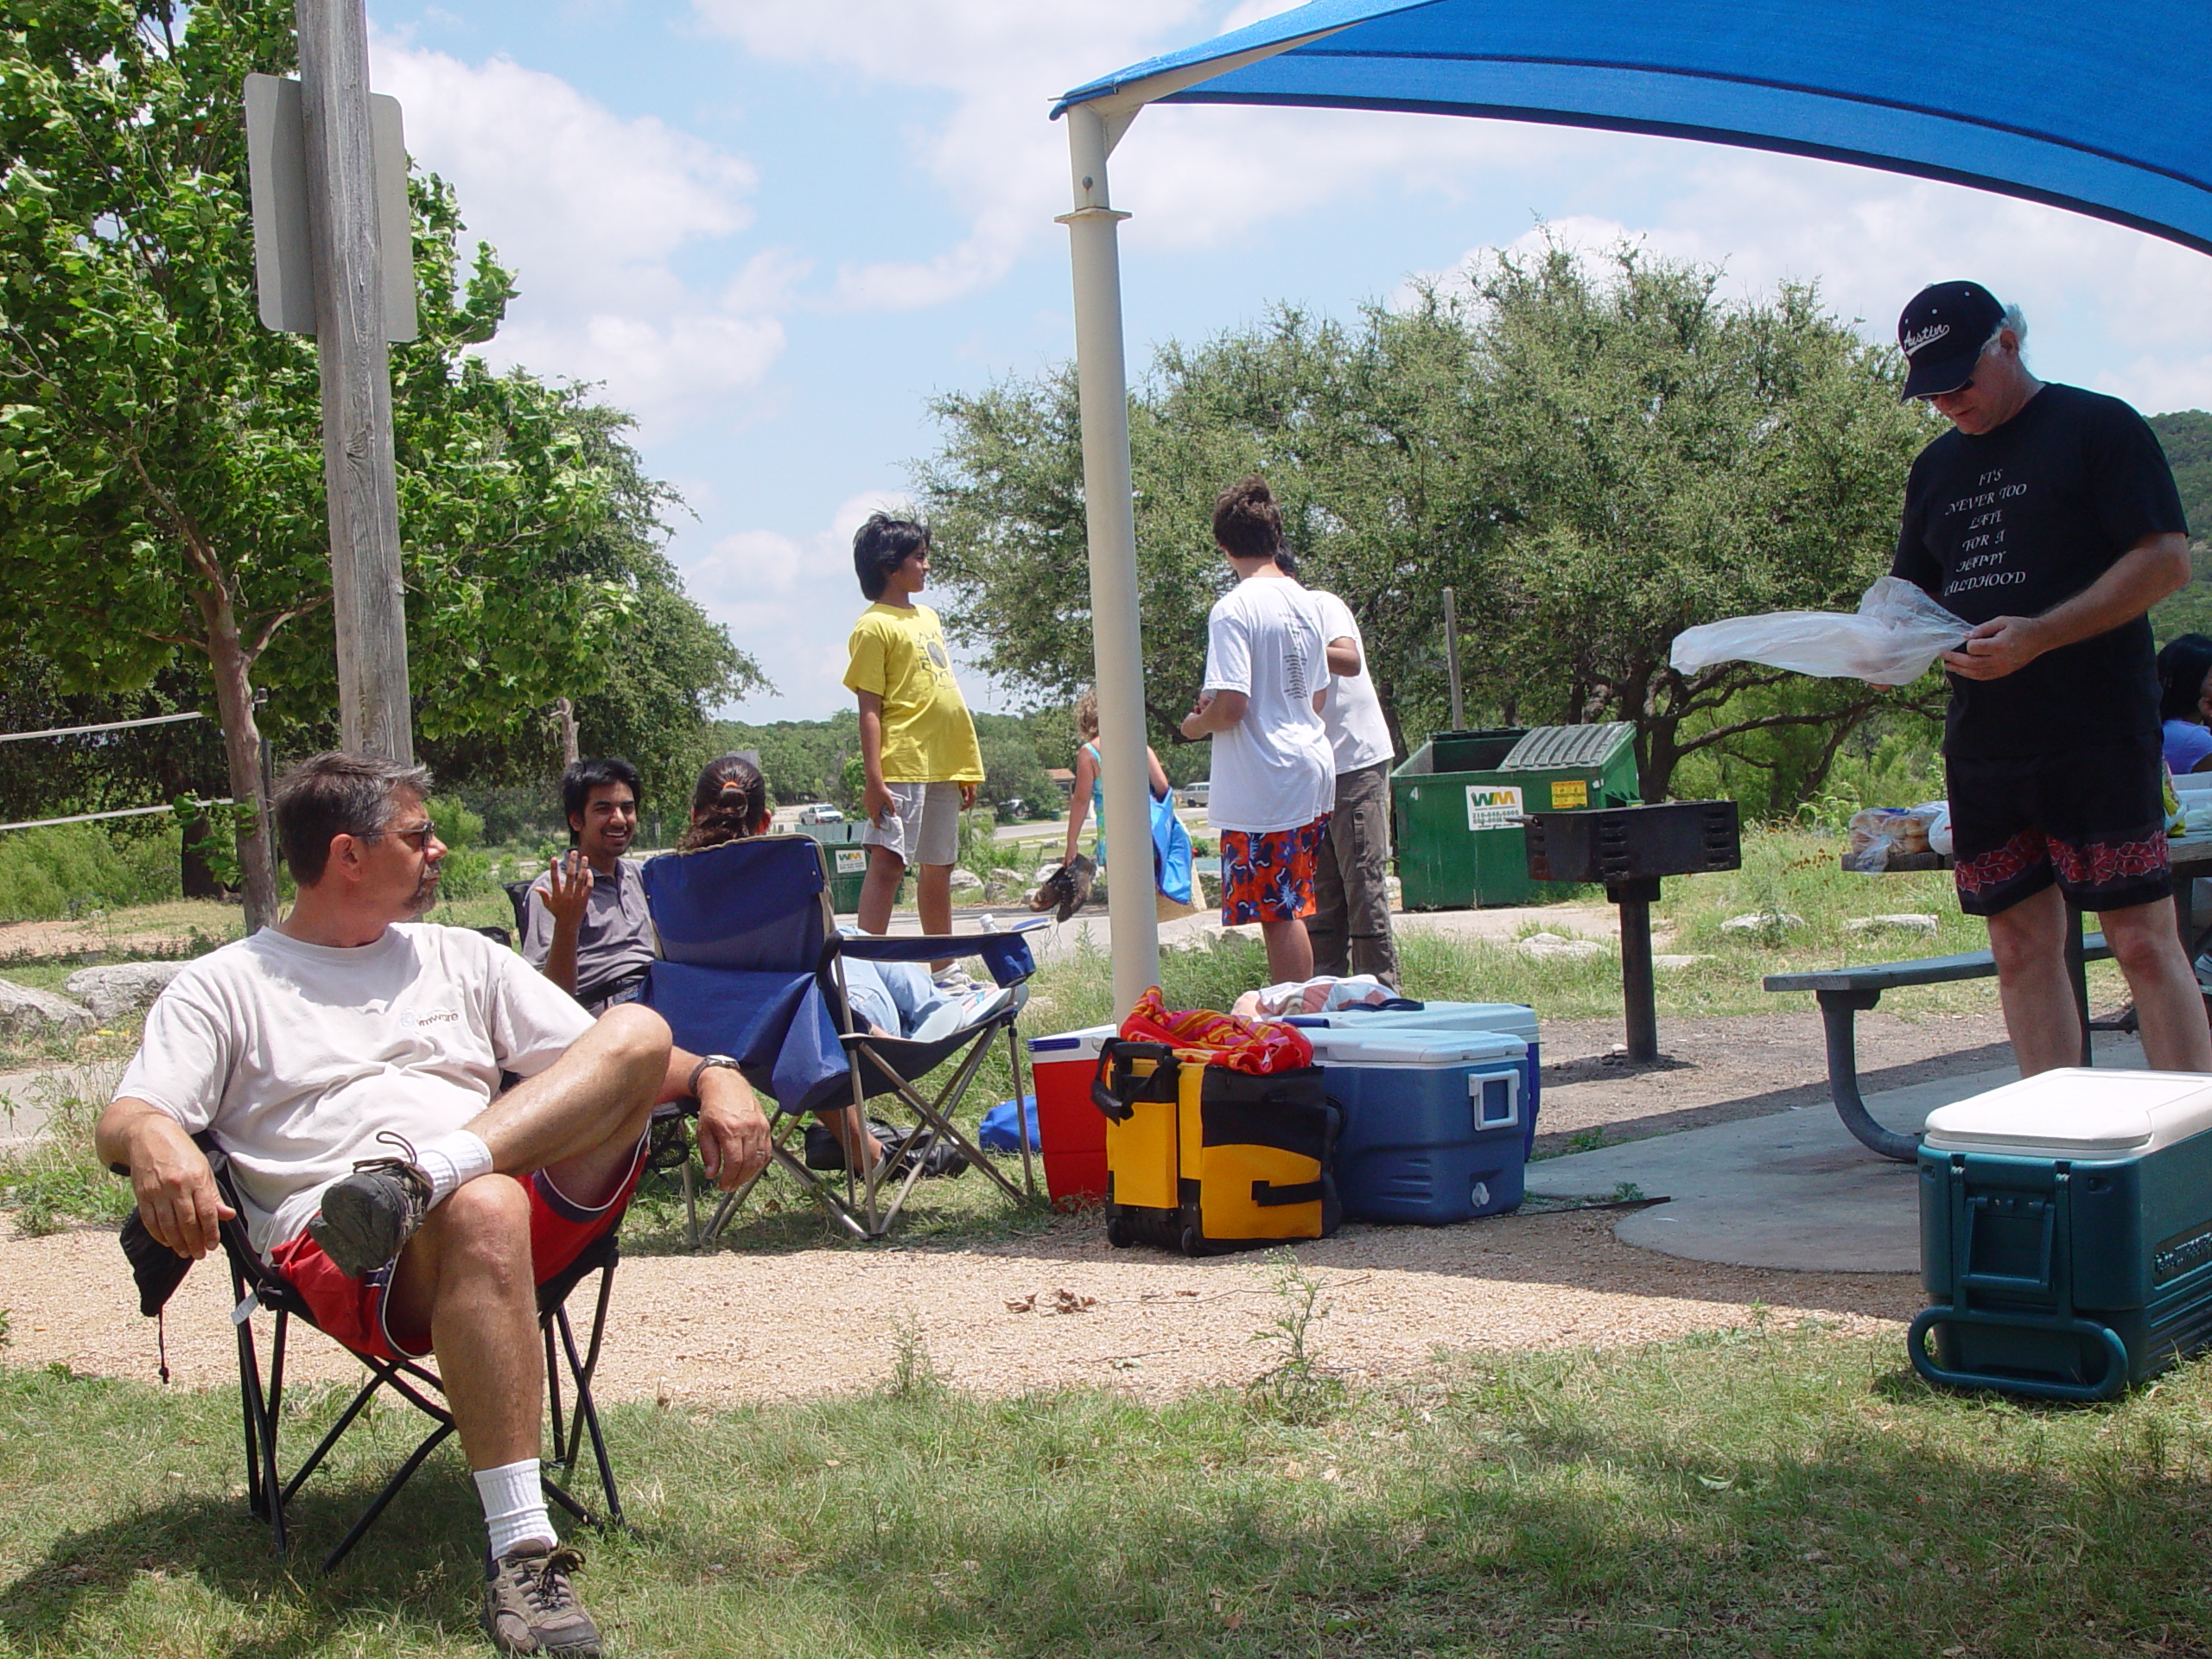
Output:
[1301,1027,1527,1065]
[1501,722,1635,771]
[1923,1068,2212,1159]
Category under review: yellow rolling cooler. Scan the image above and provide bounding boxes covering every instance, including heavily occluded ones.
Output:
[1090,1039,1342,1255]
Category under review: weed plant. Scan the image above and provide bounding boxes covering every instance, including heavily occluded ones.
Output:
[7,1326,2212,1655]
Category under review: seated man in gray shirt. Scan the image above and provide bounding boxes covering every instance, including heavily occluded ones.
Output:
[523,758,656,1013]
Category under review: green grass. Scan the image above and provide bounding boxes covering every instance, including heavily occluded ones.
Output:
[5,1321,2212,1656]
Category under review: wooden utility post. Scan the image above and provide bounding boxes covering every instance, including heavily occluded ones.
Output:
[295,0,414,762]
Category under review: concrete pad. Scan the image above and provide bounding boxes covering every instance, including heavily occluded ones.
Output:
[1526,1032,2149,1274]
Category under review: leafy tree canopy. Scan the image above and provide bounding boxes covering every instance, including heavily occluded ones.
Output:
[917,242,1941,806]
[0,0,753,919]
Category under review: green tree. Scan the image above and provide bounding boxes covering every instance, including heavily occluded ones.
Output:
[0,0,644,925]
[919,240,1939,806]
[421,401,767,807]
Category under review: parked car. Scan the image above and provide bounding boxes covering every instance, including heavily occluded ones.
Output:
[1177,781,1211,809]
[798,804,844,825]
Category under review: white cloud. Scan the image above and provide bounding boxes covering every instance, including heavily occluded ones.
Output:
[1409,147,2212,414]
[371,39,790,434]
[683,490,921,717]
[680,0,1647,309]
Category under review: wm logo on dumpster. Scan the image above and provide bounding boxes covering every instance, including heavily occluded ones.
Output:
[1464,785,1524,830]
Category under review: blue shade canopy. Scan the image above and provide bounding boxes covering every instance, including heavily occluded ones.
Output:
[1055,0,2212,257]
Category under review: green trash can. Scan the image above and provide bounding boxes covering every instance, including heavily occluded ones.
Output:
[798,820,872,913]
[1390,723,1641,909]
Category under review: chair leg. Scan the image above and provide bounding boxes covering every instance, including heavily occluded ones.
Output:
[681,1153,700,1250]
[1006,1022,1038,1200]
[321,1421,455,1575]
[235,1303,284,1554]
[556,1303,625,1530]
[545,1317,569,1468]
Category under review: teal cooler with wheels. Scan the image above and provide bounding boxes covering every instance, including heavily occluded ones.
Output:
[1286,1002,1541,1157]
[1300,1027,1529,1224]
[1914,1068,2212,1401]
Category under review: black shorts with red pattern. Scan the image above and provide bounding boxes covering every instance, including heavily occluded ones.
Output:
[1946,736,2171,918]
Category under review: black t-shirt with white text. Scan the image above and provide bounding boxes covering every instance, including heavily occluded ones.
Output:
[1891,383,2187,758]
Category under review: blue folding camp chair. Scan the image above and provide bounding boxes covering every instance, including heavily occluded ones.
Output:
[639,835,1044,1240]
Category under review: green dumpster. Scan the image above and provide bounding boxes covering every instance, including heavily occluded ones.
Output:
[798,820,872,913]
[1390,723,1641,909]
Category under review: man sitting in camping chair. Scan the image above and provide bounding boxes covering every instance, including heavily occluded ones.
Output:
[96,751,772,1659]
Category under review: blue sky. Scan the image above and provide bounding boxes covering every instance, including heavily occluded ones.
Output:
[364,0,2212,723]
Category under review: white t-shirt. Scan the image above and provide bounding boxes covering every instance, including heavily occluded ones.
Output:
[1310,589,1395,775]
[1200,575,1336,834]
[116,924,594,1257]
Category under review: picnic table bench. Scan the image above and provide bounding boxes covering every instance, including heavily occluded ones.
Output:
[1765,931,2111,1161]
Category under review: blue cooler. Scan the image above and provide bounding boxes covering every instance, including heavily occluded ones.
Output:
[1914,1068,2212,1402]
[1287,1002,1541,1156]
[1300,1027,1529,1224]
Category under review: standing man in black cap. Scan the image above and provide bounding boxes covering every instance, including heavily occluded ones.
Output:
[1891,280,2209,1076]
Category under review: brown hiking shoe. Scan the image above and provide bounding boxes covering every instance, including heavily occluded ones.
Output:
[482,1543,601,1657]
[308,1137,432,1280]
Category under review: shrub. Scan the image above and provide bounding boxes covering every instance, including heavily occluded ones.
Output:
[0,818,182,923]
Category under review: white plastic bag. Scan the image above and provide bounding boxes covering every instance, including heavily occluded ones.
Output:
[1669,577,1972,687]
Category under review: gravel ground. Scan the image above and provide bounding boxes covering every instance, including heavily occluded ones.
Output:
[0,1202,1915,1408]
[0,1006,2005,1404]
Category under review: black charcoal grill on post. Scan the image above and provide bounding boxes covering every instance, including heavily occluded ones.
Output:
[1522,801,1742,1062]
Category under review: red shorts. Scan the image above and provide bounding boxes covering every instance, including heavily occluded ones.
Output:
[270,1135,647,1364]
[1218,817,1330,925]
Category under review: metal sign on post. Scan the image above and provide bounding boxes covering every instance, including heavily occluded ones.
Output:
[240,0,417,764]
[244,73,417,342]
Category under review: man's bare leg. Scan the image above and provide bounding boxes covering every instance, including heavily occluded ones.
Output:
[917,862,954,972]
[1259,916,1314,986]
[467,1003,667,1197]
[386,1175,544,1470]
[1985,885,2080,1077]
[858,845,904,935]
[2101,897,2212,1071]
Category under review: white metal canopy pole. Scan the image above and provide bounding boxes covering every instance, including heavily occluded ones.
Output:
[1058,103,1159,1016]
[296,0,415,762]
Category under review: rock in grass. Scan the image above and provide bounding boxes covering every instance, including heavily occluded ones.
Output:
[62,961,188,1025]
[0,978,96,1039]
[949,867,983,893]
[1845,913,1940,936]
[1720,911,1806,934]
[1517,931,1605,961]
[1652,953,1715,970]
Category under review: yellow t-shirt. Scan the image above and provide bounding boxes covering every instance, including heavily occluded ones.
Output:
[842,602,984,784]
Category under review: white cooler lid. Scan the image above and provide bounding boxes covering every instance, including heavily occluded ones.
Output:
[1025,1023,1116,1058]
[1300,1027,1526,1066]
[1286,1001,1537,1040]
[1923,1068,2212,1158]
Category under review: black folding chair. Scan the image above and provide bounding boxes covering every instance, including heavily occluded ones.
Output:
[123,1139,626,1573]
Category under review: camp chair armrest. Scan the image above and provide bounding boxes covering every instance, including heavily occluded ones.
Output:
[831,925,1041,987]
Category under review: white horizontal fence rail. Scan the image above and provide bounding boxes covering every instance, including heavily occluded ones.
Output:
[0,710,206,744]
[0,799,236,836]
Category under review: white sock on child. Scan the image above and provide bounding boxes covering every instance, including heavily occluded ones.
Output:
[416,1129,493,1207]
[474,1459,555,1560]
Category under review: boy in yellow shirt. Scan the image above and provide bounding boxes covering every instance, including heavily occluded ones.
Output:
[844,514,984,939]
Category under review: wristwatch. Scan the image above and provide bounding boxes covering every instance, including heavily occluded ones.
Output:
[686,1054,742,1096]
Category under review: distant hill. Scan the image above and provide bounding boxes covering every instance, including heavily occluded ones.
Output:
[2151,410,2212,542]
[2149,410,2212,644]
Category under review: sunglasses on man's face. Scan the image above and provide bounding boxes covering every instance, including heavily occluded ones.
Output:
[369,823,438,853]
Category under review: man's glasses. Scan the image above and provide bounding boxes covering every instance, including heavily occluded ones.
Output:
[368,823,438,852]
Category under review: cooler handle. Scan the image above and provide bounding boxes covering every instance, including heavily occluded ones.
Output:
[1090,1039,1176,1122]
[1907,1307,2129,1402]
[1959,1192,2057,1293]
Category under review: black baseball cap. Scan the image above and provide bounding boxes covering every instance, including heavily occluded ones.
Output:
[1897,281,2005,401]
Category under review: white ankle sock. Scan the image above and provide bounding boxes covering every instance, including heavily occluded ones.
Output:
[416,1129,493,1207]
[474,1459,554,1560]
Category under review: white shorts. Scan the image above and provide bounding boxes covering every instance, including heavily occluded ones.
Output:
[861,780,963,868]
